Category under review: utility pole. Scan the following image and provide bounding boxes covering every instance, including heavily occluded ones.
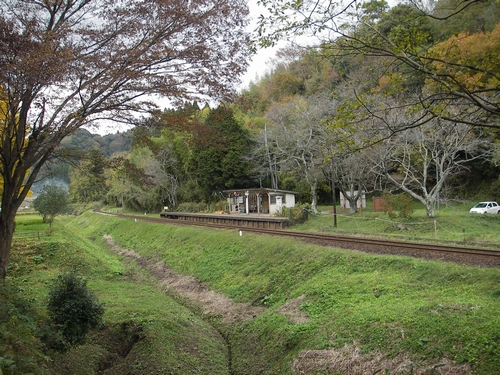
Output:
[331,161,337,228]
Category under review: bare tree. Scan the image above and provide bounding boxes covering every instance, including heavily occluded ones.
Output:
[0,0,250,279]
[248,124,280,189]
[375,119,491,217]
[330,150,378,214]
[144,146,181,209]
[265,96,334,213]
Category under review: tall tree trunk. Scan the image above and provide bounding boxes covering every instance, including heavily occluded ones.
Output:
[265,125,278,189]
[0,159,51,278]
[424,198,436,218]
[347,196,359,214]
[346,184,360,214]
[0,208,16,280]
[310,179,318,214]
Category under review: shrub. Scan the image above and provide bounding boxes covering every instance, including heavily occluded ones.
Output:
[280,204,309,224]
[177,202,208,212]
[47,272,105,348]
[211,200,229,212]
[0,283,45,374]
[382,190,415,219]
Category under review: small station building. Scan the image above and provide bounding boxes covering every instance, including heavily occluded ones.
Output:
[224,188,297,215]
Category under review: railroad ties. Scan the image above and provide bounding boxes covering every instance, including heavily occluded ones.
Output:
[159,212,290,230]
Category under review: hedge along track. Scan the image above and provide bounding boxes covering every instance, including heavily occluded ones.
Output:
[97,211,500,267]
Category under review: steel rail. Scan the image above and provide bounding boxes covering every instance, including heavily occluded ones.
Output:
[247,229,500,258]
[97,211,500,263]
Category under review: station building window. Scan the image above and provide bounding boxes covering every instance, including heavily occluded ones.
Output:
[270,195,286,204]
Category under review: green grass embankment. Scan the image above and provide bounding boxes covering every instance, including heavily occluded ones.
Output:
[2,214,230,375]
[59,210,500,375]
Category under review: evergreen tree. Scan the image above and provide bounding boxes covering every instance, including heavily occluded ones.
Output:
[68,149,108,203]
[189,106,256,203]
[47,272,105,348]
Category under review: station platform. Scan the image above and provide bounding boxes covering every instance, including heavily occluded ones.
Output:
[159,211,290,229]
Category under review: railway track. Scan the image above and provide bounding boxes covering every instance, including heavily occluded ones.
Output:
[100,211,500,267]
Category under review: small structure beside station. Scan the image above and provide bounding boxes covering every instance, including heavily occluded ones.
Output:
[224,188,297,215]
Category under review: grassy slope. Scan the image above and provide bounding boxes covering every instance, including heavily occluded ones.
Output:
[59,209,500,375]
[3,214,230,375]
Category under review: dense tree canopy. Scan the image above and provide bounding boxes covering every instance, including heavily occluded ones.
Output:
[101,104,257,210]
[188,106,256,203]
[69,149,109,203]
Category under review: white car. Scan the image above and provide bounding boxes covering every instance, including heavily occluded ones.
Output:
[469,201,500,214]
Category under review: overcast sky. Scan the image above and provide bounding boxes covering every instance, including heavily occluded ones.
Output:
[238,0,293,90]
[240,0,330,90]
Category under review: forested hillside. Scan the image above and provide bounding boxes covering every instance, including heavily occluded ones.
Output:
[60,129,132,159]
[32,130,132,195]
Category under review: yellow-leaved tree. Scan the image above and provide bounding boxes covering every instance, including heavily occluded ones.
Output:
[428,24,500,117]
